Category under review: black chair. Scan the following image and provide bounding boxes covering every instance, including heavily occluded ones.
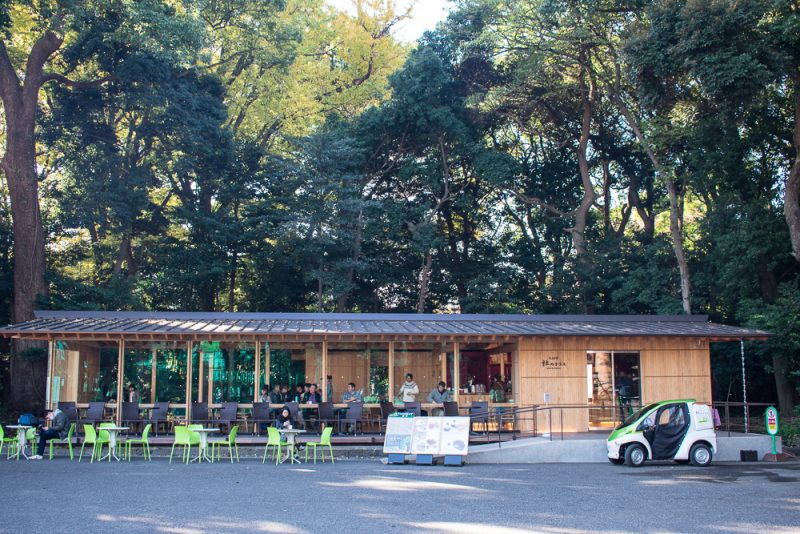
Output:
[121,402,142,434]
[403,402,422,417]
[148,402,170,436]
[191,402,211,425]
[314,401,337,434]
[251,402,271,435]
[469,401,489,433]
[339,402,365,435]
[443,401,460,417]
[217,402,238,434]
[80,401,106,432]
[379,401,396,432]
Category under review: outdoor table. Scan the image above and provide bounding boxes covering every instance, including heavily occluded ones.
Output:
[190,428,218,463]
[98,426,129,462]
[277,428,306,464]
[7,425,33,460]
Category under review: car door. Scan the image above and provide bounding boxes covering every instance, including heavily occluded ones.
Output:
[650,403,690,460]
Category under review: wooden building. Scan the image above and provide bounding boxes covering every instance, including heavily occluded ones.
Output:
[0,311,769,432]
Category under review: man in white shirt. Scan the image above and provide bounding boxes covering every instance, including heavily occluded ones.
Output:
[398,373,419,402]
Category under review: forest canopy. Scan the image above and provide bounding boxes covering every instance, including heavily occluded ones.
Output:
[0,0,798,412]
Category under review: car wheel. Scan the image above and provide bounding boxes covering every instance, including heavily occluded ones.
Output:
[689,443,712,466]
[624,444,646,467]
[609,457,625,465]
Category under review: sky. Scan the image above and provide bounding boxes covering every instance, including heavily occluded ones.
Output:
[327,0,453,42]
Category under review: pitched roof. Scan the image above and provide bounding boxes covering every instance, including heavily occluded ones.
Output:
[0,310,771,340]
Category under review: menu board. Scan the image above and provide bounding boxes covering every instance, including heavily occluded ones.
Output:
[411,417,443,455]
[384,415,470,457]
[383,413,415,454]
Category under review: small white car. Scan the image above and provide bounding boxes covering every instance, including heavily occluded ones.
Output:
[607,399,716,467]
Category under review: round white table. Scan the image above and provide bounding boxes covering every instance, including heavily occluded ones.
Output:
[278,428,306,464]
[7,425,33,460]
[190,428,218,463]
[98,426,129,461]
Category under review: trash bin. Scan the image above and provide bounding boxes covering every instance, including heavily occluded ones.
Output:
[740,450,758,462]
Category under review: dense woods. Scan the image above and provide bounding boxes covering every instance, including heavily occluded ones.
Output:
[0,0,798,414]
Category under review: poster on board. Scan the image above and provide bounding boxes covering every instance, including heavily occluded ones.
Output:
[383,413,415,454]
[439,417,470,456]
[411,417,443,455]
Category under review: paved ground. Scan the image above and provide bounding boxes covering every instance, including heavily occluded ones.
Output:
[1,456,798,533]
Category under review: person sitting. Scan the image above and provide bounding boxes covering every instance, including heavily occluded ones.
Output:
[279,384,289,403]
[127,385,140,403]
[274,408,295,429]
[30,408,69,460]
[269,383,282,404]
[293,385,305,402]
[398,373,419,402]
[326,375,333,401]
[427,381,452,403]
[303,384,322,404]
[260,386,270,403]
[342,382,362,403]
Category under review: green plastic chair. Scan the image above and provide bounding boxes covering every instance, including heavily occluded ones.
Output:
[170,426,194,464]
[0,426,15,459]
[124,423,152,461]
[209,425,239,463]
[49,422,76,460]
[79,425,109,463]
[304,426,334,464]
[262,427,286,465]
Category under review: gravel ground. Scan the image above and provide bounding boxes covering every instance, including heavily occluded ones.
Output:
[1,457,798,533]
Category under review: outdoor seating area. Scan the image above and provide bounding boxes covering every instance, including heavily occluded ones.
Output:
[0,398,516,465]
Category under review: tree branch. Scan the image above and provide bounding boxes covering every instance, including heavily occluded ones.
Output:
[39,72,115,89]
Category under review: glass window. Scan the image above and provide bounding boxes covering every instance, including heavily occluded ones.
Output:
[263,342,322,400]
[327,343,389,403]
[193,341,256,403]
[458,342,514,403]
[658,405,686,427]
[53,340,120,403]
[123,345,155,403]
[394,342,455,404]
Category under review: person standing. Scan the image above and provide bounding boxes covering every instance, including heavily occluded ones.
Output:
[30,408,69,460]
[398,373,419,403]
[127,385,140,403]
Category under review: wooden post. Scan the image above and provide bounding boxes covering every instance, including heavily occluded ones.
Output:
[116,339,125,426]
[264,341,270,391]
[322,340,328,402]
[186,341,193,423]
[198,348,204,402]
[150,348,157,404]
[440,345,446,384]
[46,340,54,409]
[388,341,395,403]
[453,342,460,403]
[254,340,261,402]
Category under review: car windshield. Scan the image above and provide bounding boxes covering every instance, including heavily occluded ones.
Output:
[617,403,659,429]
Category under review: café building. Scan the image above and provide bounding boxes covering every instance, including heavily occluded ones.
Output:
[0,311,769,432]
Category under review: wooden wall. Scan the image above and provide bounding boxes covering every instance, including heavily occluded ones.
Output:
[517,336,711,432]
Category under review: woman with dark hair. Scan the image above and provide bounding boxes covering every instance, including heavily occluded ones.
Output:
[275,408,294,429]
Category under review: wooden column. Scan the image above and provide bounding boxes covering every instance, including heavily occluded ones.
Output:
[150,348,157,404]
[254,341,261,402]
[264,341,270,390]
[198,349,205,402]
[321,340,328,401]
[116,339,125,425]
[440,346,446,384]
[453,342,461,403]
[185,341,193,423]
[46,340,55,409]
[388,341,395,402]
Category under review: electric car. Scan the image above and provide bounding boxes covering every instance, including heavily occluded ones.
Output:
[607,399,716,467]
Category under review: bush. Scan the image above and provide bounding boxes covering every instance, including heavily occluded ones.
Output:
[779,407,800,447]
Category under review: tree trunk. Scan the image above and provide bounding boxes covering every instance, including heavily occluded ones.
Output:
[416,251,433,313]
[772,352,796,416]
[785,76,800,265]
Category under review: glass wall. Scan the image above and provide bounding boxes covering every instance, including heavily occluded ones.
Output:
[124,345,155,402]
[393,342,455,404]
[327,343,389,403]
[458,343,514,403]
[151,342,189,404]
[52,340,120,403]
[263,342,322,399]
[193,341,256,403]
[587,351,641,428]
